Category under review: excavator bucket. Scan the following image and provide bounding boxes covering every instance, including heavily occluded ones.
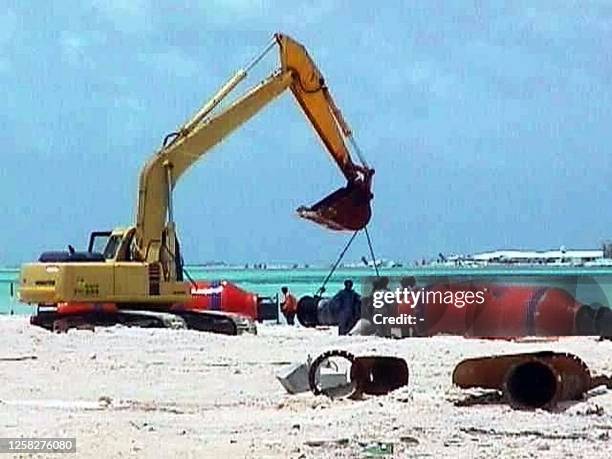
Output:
[297,180,373,231]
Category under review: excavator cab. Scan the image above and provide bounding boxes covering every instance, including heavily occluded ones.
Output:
[36,229,134,264]
[37,232,109,263]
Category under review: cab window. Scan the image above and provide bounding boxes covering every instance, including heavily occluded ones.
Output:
[103,235,122,260]
[90,234,110,254]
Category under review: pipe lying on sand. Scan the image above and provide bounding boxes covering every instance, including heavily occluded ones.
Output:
[308,350,408,399]
[351,356,409,396]
[504,359,573,409]
[296,295,337,328]
[453,352,597,410]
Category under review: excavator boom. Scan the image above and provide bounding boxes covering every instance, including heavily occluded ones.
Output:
[276,33,356,178]
[134,33,374,266]
[136,70,294,263]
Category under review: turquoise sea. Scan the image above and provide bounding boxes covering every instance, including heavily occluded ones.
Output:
[3,265,612,315]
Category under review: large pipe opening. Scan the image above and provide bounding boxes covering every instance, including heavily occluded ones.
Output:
[351,357,409,395]
[309,351,357,398]
[505,360,558,409]
[296,296,318,327]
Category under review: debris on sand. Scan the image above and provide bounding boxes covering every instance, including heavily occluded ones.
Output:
[453,351,612,411]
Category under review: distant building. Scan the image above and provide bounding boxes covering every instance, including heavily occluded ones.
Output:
[443,246,608,266]
[471,249,602,265]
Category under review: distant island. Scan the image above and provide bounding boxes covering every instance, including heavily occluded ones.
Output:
[434,243,612,268]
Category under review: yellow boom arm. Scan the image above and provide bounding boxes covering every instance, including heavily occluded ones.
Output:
[134,33,373,271]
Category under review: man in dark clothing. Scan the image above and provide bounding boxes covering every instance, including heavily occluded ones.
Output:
[333,279,361,335]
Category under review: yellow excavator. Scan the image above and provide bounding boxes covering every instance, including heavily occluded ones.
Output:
[18,33,374,333]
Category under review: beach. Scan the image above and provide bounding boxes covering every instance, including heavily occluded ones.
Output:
[1,316,611,458]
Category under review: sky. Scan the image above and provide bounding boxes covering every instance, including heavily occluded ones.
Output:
[2,1,612,266]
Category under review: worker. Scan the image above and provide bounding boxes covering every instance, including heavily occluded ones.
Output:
[280,286,297,325]
[333,279,361,335]
[396,276,417,338]
[349,277,388,336]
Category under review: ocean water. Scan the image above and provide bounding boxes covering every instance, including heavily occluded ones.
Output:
[3,265,612,315]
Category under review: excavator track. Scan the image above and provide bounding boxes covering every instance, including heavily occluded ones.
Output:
[172,309,257,335]
[31,307,256,336]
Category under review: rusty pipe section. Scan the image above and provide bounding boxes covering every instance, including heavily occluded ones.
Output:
[351,356,409,396]
[504,358,586,409]
[453,352,594,410]
[308,350,408,399]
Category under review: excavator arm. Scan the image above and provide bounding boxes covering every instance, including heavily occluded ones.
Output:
[277,34,361,179]
[134,33,374,271]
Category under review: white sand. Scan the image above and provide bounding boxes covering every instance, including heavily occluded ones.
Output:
[0,316,611,458]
